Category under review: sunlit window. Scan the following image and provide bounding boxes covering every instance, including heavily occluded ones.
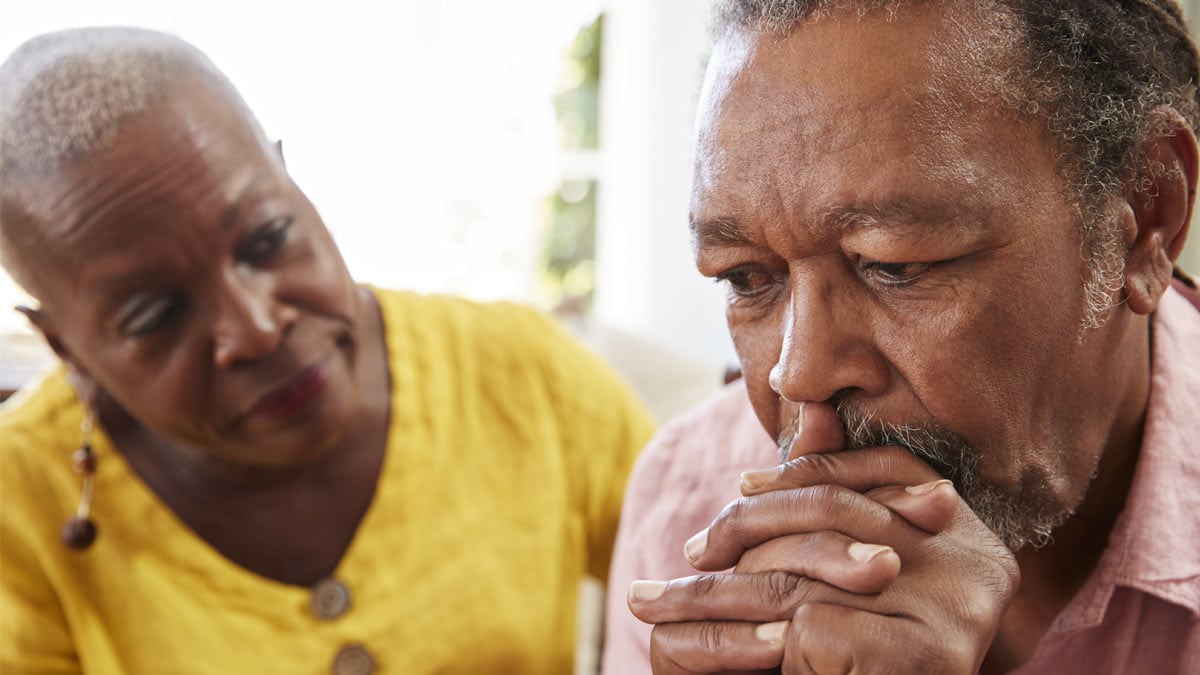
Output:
[0,0,601,330]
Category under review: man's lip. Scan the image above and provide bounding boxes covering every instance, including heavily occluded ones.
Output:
[248,360,331,420]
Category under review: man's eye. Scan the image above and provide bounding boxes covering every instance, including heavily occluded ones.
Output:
[121,295,186,337]
[239,216,294,264]
[714,266,779,300]
[860,259,936,286]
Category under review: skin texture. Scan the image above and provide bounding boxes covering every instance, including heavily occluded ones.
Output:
[628,3,1196,673]
[5,74,392,585]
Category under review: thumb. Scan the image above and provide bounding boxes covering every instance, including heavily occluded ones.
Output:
[786,401,846,461]
[867,479,959,534]
[741,401,845,496]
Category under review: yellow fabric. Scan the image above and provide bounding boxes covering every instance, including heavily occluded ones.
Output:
[0,289,655,674]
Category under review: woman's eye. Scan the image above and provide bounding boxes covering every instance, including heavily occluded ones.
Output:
[121,295,186,337]
[860,259,936,286]
[240,216,294,264]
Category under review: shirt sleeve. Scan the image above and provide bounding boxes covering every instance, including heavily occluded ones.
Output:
[521,309,657,582]
[598,424,684,675]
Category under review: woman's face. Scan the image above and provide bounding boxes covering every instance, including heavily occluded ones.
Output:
[14,77,367,467]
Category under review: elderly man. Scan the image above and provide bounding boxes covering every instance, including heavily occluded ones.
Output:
[604,0,1199,673]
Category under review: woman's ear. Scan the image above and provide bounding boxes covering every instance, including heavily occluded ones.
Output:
[1123,111,1198,315]
[16,304,100,405]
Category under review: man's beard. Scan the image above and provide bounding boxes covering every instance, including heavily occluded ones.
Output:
[777,401,1075,551]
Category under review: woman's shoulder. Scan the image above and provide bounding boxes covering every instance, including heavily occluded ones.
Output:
[0,366,81,455]
[0,366,82,518]
[370,287,573,365]
[370,286,552,331]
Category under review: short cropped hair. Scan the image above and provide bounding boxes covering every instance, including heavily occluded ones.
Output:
[711,0,1200,327]
[0,27,250,293]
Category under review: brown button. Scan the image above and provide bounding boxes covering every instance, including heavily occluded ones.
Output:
[332,644,374,675]
[310,578,351,620]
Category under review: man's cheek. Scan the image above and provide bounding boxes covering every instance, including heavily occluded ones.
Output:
[730,323,784,437]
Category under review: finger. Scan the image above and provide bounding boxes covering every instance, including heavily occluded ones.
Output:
[781,603,977,675]
[741,445,942,496]
[687,485,916,571]
[732,531,900,594]
[787,401,845,460]
[740,402,845,495]
[628,572,845,624]
[649,621,786,674]
[866,480,958,534]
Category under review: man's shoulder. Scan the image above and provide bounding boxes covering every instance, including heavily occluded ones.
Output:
[638,380,777,484]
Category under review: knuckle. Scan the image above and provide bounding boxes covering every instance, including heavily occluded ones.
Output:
[697,621,728,655]
[690,572,722,599]
[790,451,837,482]
[715,496,747,527]
[764,570,811,609]
[802,482,854,518]
[711,497,752,541]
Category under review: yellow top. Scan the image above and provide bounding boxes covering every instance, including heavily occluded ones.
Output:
[0,289,655,674]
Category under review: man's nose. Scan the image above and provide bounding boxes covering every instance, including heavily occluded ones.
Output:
[212,270,290,369]
[769,269,889,403]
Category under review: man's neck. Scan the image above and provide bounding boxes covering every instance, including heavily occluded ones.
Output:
[983,320,1153,672]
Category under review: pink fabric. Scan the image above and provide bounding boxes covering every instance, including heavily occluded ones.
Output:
[602,280,1200,675]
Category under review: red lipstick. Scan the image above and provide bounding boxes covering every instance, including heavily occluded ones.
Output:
[251,361,331,419]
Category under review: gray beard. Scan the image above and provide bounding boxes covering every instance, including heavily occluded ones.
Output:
[777,401,1077,551]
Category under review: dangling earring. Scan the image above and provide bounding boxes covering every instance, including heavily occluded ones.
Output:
[62,410,98,550]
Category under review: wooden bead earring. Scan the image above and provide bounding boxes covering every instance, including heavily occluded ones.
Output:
[61,411,98,550]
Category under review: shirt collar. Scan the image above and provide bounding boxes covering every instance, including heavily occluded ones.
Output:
[1056,280,1200,631]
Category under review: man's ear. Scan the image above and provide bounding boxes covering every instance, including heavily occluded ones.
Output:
[16,304,100,404]
[1123,111,1198,315]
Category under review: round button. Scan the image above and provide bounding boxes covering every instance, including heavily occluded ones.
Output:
[310,578,351,620]
[332,644,374,675]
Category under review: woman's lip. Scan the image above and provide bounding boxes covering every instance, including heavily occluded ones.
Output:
[250,361,331,420]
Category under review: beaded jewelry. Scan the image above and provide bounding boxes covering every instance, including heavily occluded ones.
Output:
[61,411,98,550]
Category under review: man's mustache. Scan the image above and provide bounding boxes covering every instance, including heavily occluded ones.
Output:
[776,401,978,488]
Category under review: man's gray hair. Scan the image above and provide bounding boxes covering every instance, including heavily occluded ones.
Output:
[712,0,1200,329]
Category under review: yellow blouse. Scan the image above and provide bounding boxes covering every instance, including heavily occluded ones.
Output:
[0,289,655,674]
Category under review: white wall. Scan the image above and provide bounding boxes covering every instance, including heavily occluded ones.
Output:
[593,0,735,369]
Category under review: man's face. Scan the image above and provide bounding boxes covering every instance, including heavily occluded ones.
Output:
[9,75,365,467]
[691,7,1145,547]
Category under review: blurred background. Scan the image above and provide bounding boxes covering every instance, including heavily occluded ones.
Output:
[2,0,1200,404]
[0,0,732,419]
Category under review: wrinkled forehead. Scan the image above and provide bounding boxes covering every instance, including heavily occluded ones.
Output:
[692,2,1028,213]
[0,78,277,301]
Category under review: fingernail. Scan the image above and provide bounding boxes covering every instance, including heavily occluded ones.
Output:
[628,580,668,602]
[906,479,954,496]
[847,542,893,563]
[755,620,789,644]
[684,528,709,562]
[740,467,782,491]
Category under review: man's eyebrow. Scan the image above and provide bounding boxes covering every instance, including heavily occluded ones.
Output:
[819,197,980,236]
[690,217,758,248]
[691,198,987,249]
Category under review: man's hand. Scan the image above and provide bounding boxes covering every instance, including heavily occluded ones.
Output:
[628,403,1018,674]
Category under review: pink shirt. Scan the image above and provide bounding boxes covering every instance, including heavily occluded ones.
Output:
[603,279,1200,674]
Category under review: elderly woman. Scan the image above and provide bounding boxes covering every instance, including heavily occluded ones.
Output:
[0,28,654,674]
